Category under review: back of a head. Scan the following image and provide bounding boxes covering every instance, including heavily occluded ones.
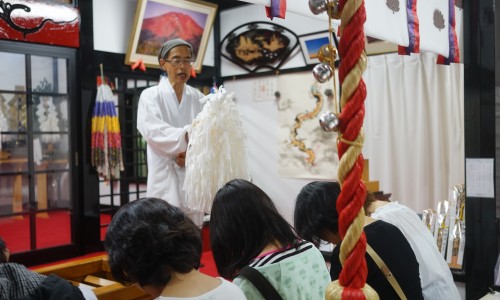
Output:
[363,192,380,215]
[294,181,341,245]
[104,198,201,288]
[210,179,297,279]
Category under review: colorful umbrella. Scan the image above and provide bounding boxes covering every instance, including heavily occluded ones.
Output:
[91,65,124,180]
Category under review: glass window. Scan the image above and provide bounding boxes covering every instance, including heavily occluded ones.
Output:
[0,93,28,137]
[0,174,30,214]
[33,95,69,133]
[36,210,72,249]
[0,52,26,91]
[33,133,70,171]
[31,56,68,94]
[0,133,29,172]
[0,42,77,258]
[0,215,31,253]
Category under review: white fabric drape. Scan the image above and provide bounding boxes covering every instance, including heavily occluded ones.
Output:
[363,52,464,213]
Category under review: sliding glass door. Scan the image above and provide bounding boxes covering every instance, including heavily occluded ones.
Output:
[0,41,79,264]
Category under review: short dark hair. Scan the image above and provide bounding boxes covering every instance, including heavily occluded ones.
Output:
[363,192,381,215]
[210,179,298,279]
[294,181,341,245]
[0,237,7,263]
[104,198,201,288]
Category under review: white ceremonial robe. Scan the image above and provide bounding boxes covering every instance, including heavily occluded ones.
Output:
[137,76,204,224]
[371,201,461,300]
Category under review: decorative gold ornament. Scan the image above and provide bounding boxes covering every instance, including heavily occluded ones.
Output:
[317,44,337,64]
[308,0,341,19]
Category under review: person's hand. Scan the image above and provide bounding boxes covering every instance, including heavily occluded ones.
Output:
[175,151,186,168]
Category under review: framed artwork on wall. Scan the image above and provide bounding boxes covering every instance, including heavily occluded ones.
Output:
[298,31,339,65]
[365,36,398,56]
[220,22,299,73]
[125,0,218,73]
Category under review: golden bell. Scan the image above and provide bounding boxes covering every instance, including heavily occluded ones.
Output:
[317,44,337,64]
[326,0,341,19]
[308,0,341,19]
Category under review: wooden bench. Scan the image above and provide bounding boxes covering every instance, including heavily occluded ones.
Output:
[32,254,152,300]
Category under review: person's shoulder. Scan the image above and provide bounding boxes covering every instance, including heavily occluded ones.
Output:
[137,85,159,104]
[365,219,404,237]
[232,275,263,298]
[217,278,246,298]
[140,84,160,97]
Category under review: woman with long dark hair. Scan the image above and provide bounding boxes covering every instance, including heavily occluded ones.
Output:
[210,179,330,299]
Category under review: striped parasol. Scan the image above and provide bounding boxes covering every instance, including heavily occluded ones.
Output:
[91,65,124,180]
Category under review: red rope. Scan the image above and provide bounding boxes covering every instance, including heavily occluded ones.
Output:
[336,0,368,297]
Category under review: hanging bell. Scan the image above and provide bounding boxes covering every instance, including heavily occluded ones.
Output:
[319,111,340,132]
[309,0,327,14]
[317,44,337,64]
[308,0,341,19]
[313,63,333,83]
[327,0,341,19]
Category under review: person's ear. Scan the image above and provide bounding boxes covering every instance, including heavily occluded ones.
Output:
[159,59,166,70]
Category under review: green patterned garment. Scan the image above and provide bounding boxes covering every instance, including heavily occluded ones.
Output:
[233,241,331,300]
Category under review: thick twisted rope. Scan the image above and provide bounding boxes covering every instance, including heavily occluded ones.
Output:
[325,0,378,299]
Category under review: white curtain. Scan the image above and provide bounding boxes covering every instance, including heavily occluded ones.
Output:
[363,52,464,213]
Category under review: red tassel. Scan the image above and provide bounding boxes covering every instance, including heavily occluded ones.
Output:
[190,67,197,78]
[131,59,146,72]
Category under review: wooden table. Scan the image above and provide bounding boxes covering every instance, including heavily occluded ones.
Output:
[0,158,68,215]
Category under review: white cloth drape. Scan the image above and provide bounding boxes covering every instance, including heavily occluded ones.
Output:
[363,52,464,213]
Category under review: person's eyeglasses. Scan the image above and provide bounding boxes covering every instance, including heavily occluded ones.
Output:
[165,58,194,66]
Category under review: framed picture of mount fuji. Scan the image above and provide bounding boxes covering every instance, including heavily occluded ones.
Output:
[126,0,217,73]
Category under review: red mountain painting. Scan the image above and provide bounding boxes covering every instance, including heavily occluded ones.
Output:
[137,12,204,57]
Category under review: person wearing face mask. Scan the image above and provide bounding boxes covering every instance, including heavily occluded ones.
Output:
[137,38,205,226]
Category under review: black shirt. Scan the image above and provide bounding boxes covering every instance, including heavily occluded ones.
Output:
[330,220,424,300]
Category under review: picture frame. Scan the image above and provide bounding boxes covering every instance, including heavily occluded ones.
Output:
[126,0,217,73]
[220,22,299,73]
[298,31,339,65]
[365,36,398,56]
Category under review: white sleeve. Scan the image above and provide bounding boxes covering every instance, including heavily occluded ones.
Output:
[136,89,189,156]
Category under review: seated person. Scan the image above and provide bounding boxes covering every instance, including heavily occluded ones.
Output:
[104,197,245,299]
[294,181,424,300]
[365,195,461,299]
[210,179,331,299]
[0,237,95,300]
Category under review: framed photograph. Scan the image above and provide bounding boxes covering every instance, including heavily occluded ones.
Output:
[365,36,398,56]
[126,0,217,73]
[298,31,339,65]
